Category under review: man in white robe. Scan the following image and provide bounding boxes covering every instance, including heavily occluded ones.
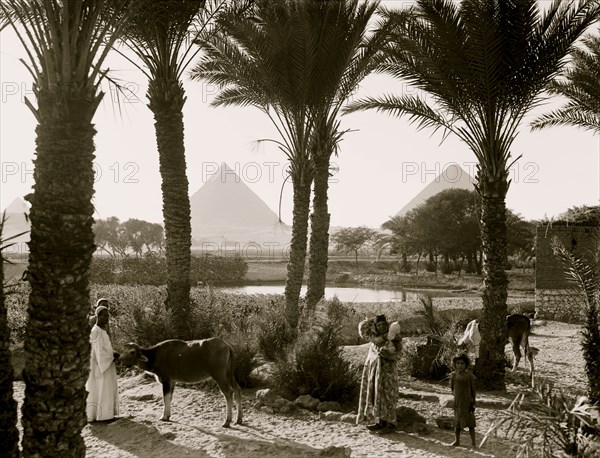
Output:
[86,304,119,422]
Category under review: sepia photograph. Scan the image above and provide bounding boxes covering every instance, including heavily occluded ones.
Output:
[1,0,599,456]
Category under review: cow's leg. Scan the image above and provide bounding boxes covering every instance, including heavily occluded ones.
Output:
[510,337,522,372]
[229,371,243,425]
[160,381,174,421]
[215,378,234,428]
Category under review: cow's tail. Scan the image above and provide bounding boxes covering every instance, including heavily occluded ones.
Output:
[227,343,241,389]
[522,320,531,357]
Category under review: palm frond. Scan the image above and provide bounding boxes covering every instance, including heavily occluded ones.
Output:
[531,106,600,134]
[1,0,134,116]
[346,93,454,137]
[550,237,598,305]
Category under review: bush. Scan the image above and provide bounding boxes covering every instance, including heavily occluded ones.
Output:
[255,297,297,361]
[228,336,260,388]
[89,254,248,286]
[483,380,600,457]
[115,291,175,347]
[190,255,248,284]
[271,298,361,403]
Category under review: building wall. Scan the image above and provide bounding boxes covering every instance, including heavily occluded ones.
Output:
[535,224,598,322]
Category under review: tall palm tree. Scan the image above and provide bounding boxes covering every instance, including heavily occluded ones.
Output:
[347,0,600,389]
[532,28,600,134]
[192,0,327,328]
[304,0,387,310]
[0,1,132,455]
[114,0,226,338]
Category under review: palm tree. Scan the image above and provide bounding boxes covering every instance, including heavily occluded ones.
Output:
[0,215,21,457]
[347,0,600,389]
[303,0,386,311]
[0,1,132,455]
[114,0,226,338]
[194,0,387,322]
[532,28,600,134]
[192,0,329,328]
[551,237,600,405]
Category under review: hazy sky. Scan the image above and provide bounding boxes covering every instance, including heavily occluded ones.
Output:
[1,7,599,229]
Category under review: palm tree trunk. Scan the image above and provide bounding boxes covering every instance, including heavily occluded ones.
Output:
[474,187,509,390]
[21,95,98,457]
[148,78,192,339]
[0,242,19,457]
[284,177,312,329]
[306,159,330,310]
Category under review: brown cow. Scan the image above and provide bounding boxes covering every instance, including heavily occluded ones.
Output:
[119,338,242,427]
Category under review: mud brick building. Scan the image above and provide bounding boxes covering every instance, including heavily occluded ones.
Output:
[535,222,598,322]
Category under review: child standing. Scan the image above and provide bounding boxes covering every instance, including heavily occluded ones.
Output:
[450,353,477,449]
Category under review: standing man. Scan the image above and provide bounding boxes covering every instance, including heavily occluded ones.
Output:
[86,303,119,422]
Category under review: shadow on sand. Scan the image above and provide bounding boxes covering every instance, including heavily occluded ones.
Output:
[88,418,203,457]
[88,417,347,457]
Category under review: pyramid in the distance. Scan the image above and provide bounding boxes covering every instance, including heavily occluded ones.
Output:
[1,197,30,247]
[190,163,291,247]
[395,163,475,217]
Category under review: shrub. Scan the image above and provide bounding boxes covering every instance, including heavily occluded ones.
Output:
[483,380,600,457]
[271,298,361,403]
[115,292,175,347]
[89,257,117,284]
[190,255,248,283]
[89,254,248,286]
[228,337,260,388]
[405,296,467,380]
[255,297,296,361]
[441,261,453,274]
[426,261,437,272]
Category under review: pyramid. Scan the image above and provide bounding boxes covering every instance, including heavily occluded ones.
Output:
[1,197,30,247]
[190,163,291,249]
[395,163,475,217]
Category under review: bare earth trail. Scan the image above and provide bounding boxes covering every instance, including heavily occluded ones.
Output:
[12,321,583,457]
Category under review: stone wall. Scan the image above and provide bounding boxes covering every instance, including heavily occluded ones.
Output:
[535,289,587,322]
[535,223,598,322]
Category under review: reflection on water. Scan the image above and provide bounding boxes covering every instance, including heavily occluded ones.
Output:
[217,284,471,303]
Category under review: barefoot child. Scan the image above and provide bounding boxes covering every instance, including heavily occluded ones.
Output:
[450,353,477,449]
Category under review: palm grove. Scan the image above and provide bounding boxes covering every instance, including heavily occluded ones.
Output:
[0,0,599,456]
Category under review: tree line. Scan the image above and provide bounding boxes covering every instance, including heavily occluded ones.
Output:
[94,217,164,258]
[332,189,536,274]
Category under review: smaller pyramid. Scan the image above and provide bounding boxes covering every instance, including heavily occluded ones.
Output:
[2,197,30,247]
[395,163,475,217]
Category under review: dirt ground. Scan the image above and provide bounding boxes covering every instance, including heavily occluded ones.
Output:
[11,320,586,458]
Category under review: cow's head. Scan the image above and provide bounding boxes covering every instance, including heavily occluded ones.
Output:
[118,343,148,367]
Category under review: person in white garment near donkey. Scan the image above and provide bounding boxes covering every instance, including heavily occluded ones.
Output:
[86,301,120,422]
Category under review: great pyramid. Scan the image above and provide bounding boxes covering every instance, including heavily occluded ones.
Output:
[1,197,30,247]
[190,163,291,250]
[395,163,475,217]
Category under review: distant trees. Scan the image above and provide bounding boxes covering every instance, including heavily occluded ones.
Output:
[381,189,535,274]
[331,226,379,266]
[557,205,600,225]
[94,217,164,257]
